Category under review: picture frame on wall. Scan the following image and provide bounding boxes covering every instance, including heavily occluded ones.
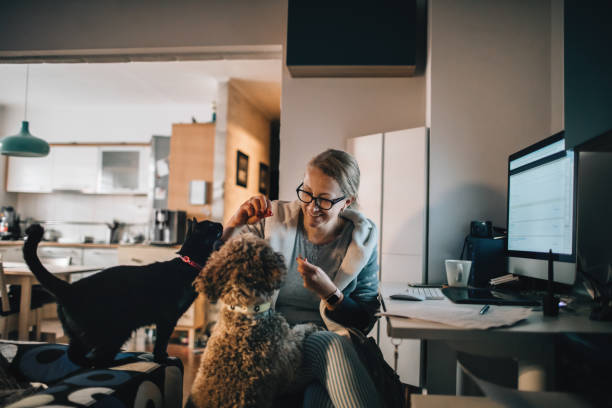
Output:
[259,162,269,195]
[236,150,249,187]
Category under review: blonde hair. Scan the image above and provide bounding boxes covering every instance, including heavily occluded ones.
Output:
[308,149,360,209]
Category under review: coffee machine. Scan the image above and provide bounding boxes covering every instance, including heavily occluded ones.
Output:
[0,206,21,240]
[151,209,187,245]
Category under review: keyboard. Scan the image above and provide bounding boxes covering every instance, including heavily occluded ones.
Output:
[406,287,445,300]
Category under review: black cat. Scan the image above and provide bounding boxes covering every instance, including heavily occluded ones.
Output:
[22,219,222,367]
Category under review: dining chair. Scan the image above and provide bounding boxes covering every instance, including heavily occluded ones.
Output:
[0,256,72,340]
[0,255,37,339]
[0,254,12,338]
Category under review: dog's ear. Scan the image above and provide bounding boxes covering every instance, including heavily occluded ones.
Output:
[261,251,287,293]
[193,250,225,302]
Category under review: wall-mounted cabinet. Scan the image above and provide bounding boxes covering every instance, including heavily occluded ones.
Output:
[51,146,99,193]
[7,144,150,195]
[287,0,427,77]
[6,155,53,193]
[98,146,149,194]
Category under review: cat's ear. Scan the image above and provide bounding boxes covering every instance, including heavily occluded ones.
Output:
[193,253,224,302]
[185,218,193,240]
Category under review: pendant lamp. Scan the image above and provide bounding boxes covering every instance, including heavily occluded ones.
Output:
[0,65,50,157]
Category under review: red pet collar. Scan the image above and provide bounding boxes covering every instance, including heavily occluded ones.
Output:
[180,255,203,270]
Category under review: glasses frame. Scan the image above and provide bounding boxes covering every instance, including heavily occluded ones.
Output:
[296,182,346,210]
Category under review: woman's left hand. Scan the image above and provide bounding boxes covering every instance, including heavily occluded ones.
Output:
[296,256,337,299]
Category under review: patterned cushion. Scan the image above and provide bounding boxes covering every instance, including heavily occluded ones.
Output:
[0,341,183,408]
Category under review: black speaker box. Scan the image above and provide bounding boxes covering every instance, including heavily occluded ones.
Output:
[466,236,507,287]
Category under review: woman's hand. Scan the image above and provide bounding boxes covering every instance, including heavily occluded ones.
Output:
[227,195,273,228]
[296,256,337,299]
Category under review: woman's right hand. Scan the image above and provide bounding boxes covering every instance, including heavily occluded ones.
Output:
[227,195,273,228]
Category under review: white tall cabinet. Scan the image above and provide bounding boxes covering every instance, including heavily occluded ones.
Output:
[347,127,428,386]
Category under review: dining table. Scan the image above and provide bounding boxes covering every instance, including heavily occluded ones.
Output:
[0,261,103,340]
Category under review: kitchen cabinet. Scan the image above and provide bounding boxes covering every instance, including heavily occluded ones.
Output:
[82,248,117,267]
[168,123,215,220]
[38,246,83,265]
[51,146,98,193]
[348,127,428,386]
[76,248,117,281]
[6,155,53,193]
[0,246,24,262]
[6,144,150,195]
[98,146,150,194]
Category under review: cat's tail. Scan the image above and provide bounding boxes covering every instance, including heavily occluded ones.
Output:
[23,224,72,301]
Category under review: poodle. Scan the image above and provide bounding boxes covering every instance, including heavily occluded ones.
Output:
[189,234,317,408]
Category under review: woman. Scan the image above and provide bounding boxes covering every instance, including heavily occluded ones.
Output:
[222,149,382,408]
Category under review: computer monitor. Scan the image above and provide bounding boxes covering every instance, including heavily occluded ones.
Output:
[506,131,577,285]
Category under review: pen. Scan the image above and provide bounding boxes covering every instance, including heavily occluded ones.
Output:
[479,304,490,315]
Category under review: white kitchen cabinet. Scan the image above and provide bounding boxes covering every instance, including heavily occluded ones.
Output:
[348,127,428,386]
[75,248,117,281]
[37,246,83,265]
[0,246,24,262]
[98,146,150,194]
[51,146,99,193]
[82,248,117,267]
[6,144,150,195]
[6,155,53,193]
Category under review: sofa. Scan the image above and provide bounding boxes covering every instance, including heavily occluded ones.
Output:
[0,340,183,408]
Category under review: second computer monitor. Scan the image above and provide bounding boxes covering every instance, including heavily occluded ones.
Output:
[506,131,577,285]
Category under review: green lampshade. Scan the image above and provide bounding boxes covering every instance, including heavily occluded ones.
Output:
[0,121,50,157]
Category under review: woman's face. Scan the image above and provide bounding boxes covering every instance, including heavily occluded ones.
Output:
[300,165,351,230]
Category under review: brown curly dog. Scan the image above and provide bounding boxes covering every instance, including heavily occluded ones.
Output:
[189,234,317,408]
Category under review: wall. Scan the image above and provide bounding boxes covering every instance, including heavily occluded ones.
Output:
[426,0,560,394]
[278,0,426,199]
[224,80,272,224]
[428,0,553,284]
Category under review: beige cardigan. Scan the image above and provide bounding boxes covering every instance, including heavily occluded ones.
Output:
[251,200,378,335]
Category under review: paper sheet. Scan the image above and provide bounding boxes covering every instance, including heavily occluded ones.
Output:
[380,299,532,329]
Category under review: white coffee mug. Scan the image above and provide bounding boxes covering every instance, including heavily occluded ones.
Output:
[445,260,472,287]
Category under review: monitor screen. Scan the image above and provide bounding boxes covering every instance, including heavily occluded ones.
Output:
[507,132,577,284]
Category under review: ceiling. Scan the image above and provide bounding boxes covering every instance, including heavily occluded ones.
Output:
[0,59,282,115]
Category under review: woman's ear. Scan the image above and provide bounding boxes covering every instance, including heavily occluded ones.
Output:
[193,256,224,303]
[343,196,354,210]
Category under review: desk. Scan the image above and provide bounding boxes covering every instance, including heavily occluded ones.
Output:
[381,282,612,391]
[2,262,101,340]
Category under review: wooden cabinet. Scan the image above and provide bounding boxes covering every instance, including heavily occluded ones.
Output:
[168,123,215,220]
[348,127,428,386]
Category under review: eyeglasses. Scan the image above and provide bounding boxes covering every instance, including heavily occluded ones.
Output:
[296,183,346,210]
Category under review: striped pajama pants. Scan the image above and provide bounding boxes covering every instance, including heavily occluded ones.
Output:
[300,331,382,408]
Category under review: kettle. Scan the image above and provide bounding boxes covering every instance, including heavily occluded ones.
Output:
[106,220,126,244]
